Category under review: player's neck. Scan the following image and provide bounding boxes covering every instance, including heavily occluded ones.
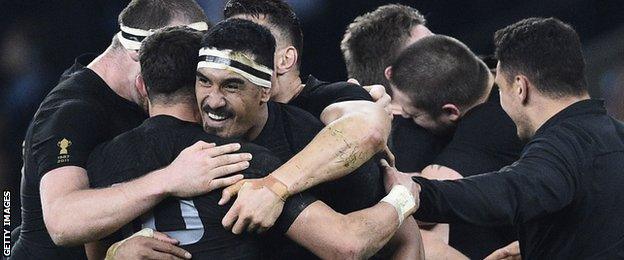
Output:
[88,46,139,104]
[245,104,269,141]
[149,102,199,123]
[461,80,494,116]
[527,92,590,135]
[272,71,304,103]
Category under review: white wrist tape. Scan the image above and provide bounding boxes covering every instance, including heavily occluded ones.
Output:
[381,185,416,226]
[105,228,154,260]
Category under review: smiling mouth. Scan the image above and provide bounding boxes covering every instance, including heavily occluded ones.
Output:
[208,112,227,121]
[202,105,234,123]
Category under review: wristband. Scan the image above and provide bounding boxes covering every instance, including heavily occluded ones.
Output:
[263,175,289,202]
[381,185,416,226]
[105,228,154,260]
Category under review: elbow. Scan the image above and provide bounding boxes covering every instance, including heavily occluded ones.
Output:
[312,215,376,259]
[44,212,78,246]
[46,220,72,246]
[363,104,391,150]
[329,222,371,259]
[351,111,390,152]
[330,239,368,260]
[366,123,387,152]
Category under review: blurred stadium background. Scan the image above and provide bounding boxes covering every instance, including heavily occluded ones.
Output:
[1,0,623,232]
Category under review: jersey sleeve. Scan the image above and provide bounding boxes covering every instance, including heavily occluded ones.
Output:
[86,143,141,188]
[317,82,373,103]
[274,192,318,233]
[297,82,373,119]
[414,136,579,226]
[31,100,106,176]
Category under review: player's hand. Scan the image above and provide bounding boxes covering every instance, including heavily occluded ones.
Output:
[421,164,463,180]
[484,241,521,260]
[221,180,285,234]
[348,78,393,117]
[382,145,396,167]
[163,141,251,198]
[109,231,191,260]
[380,159,421,215]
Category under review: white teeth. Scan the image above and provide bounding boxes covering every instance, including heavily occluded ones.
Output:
[208,112,226,121]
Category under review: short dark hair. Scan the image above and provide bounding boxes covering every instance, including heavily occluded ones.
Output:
[223,0,302,62]
[201,18,276,70]
[390,35,490,117]
[113,0,208,48]
[139,26,202,104]
[494,17,587,97]
[341,4,426,93]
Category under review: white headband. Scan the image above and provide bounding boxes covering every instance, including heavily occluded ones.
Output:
[118,22,209,51]
[197,47,273,89]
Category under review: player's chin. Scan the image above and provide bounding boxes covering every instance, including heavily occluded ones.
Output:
[203,120,238,139]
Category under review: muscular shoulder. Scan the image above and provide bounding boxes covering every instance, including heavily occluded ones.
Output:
[86,118,195,187]
[86,123,154,187]
[290,75,372,118]
[434,97,522,175]
[277,102,323,126]
[303,76,371,101]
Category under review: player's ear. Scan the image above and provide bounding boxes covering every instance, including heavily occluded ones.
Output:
[275,46,298,75]
[260,86,271,103]
[441,103,461,123]
[384,66,393,81]
[515,74,530,105]
[135,74,148,99]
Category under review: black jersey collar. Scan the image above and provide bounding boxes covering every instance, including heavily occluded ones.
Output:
[460,87,499,120]
[534,99,606,137]
[253,101,278,143]
[146,115,200,127]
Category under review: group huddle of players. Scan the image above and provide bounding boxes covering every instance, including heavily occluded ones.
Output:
[9,0,624,259]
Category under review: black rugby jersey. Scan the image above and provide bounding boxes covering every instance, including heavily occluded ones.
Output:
[414,99,624,259]
[389,116,450,172]
[14,54,147,260]
[252,102,386,259]
[432,88,522,259]
[289,75,372,119]
[87,115,316,259]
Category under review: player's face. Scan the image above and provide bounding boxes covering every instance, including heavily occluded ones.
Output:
[195,68,269,140]
[393,87,452,135]
[496,62,531,141]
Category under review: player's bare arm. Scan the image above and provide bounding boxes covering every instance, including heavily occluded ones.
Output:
[40,141,250,246]
[220,159,421,259]
[219,99,392,231]
[380,218,425,260]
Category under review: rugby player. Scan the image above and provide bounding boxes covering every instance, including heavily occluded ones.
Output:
[197,18,422,259]
[218,0,404,235]
[342,5,522,259]
[90,24,423,259]
[387,35,521,258]
[12,1,253,259]
[396,17,624,258]
[223,0,391,118]
[340,4,445,175]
